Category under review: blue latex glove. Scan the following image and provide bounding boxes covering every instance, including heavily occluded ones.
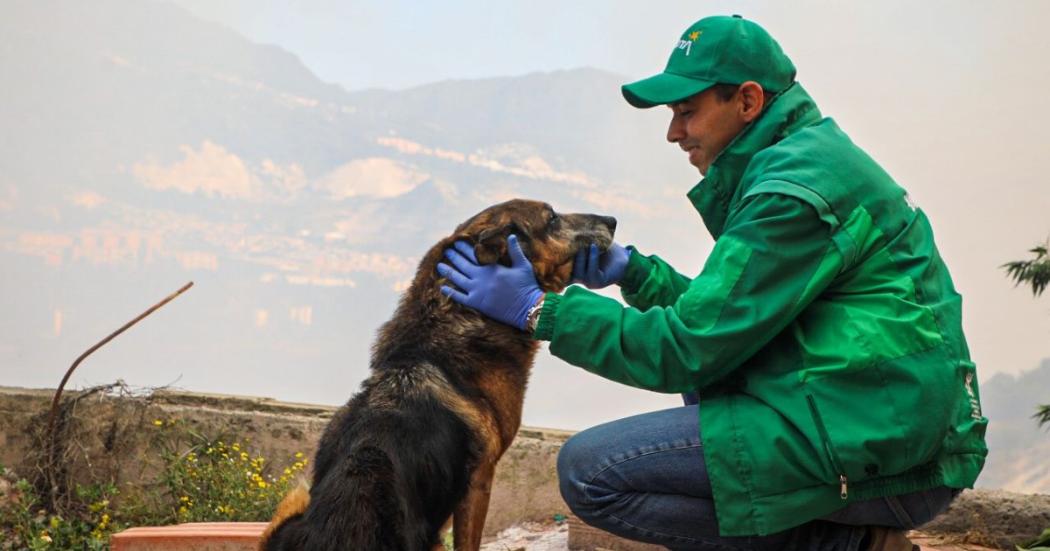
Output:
[572,243,632,289]
[437,234,544,330]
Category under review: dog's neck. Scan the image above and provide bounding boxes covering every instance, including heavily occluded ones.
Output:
[371,241,541,369]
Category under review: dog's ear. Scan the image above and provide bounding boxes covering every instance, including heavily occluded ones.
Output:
[474,225,508,265]
[474,222,529,265]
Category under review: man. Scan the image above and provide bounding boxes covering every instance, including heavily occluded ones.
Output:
[437,15,986,551]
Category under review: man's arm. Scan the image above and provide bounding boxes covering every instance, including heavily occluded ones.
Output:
[618,248,694,311]
[533,193,843,393]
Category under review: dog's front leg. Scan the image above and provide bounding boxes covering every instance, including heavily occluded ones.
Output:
[453,460,496,551]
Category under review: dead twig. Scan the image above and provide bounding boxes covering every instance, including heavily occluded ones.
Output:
[43,281,193,510]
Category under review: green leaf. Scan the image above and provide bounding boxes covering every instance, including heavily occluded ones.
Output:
[1036,405,1050,429]
[1017,526,1050,550]
[1002,240,1050,297]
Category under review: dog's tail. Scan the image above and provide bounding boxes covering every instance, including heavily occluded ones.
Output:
[258,482,310,551]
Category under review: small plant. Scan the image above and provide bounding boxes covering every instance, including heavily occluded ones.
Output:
[0,468,120,551]
[153,419,307,522]
[1002,241,1050,550]
[1,417,309,549]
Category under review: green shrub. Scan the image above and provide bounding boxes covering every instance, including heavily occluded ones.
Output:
[0,473,119,551]
[155,421,307,522]
[0,417,307,549]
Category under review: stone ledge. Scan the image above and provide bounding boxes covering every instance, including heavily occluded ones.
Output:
[110,522,267,551]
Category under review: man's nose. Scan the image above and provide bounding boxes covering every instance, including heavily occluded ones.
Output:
[667,116,684,143]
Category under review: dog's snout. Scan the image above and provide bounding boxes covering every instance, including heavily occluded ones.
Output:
[600,216,617,233]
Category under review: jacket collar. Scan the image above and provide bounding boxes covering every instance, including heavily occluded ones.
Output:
[686,82,822,239]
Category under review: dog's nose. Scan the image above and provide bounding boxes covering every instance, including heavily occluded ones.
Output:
[600,216,617,233]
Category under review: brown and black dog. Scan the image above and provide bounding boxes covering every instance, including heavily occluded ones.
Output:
[260,199,616,551]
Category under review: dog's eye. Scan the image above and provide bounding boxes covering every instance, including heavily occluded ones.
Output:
[547,213,559,227]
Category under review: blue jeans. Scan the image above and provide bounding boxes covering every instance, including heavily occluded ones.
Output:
[557,404,959,551]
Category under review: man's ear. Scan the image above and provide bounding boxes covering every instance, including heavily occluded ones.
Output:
[474,225,509,264]
[738,81,765,123]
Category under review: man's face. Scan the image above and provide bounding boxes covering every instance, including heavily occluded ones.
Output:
[666,87,749,176]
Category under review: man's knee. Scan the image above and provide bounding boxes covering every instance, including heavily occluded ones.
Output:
[557,433,585,511]
[557,431,608,515]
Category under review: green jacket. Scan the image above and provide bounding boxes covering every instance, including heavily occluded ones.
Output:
[533,83,987,536]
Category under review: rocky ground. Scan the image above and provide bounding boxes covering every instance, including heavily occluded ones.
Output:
[481,522,569,551]
[480,522,1003,551]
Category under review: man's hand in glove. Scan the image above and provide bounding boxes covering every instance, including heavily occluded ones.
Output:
[572,243,631,289]
[437,234,543,331]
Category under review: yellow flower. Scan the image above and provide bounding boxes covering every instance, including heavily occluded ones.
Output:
[283,468,291,475]
[257,480,267,488]
[88,499,110,512]
[294,452,304,459]
[49,516,60,529]
[153,419,164,426]
[40,532,52,543]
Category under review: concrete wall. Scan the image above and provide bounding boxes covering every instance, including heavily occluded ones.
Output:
[0,385,571,537]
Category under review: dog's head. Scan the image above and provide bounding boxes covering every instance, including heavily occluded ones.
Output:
[453,199,617,292]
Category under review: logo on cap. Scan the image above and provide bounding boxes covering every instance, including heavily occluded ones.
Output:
[676,30,703,56]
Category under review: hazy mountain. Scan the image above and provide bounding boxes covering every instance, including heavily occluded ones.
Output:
[975,359,1050,493]
[0,0,691,415]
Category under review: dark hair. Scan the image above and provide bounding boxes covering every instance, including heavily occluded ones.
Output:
[711,83,741,102]
[711,83,776,105]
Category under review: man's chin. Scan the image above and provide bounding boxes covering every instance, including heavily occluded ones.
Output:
[688,153,708,175]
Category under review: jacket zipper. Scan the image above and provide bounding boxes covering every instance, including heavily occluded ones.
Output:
[806,394,849,500]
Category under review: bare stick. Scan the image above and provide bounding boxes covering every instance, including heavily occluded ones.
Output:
[44,281,193,507]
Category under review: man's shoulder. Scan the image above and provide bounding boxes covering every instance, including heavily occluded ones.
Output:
[744,117,895,194]
[760,117,859,163]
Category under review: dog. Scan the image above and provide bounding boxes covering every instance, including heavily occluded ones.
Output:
[259,199,616,551]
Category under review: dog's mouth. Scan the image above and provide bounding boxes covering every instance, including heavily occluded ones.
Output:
[572,225,616,256]
[533,217,617,293]
[576,234,614,254]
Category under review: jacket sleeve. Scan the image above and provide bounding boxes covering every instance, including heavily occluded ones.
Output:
[532,192,844,393]
[618,247,693,311]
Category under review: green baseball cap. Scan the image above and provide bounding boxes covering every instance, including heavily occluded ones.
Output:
[622,15,796,108]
